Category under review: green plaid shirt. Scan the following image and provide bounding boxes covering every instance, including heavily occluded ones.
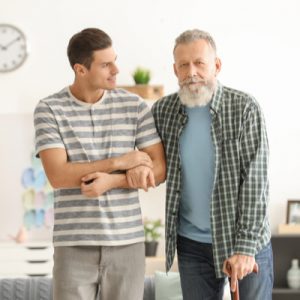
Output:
[152,82,271,278]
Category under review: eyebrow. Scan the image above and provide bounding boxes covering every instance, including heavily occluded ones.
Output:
[100,55,118,64]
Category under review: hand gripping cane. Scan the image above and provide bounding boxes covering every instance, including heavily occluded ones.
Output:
[225,261,259,300]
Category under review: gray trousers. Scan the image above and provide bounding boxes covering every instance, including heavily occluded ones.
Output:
[53,243,145,300]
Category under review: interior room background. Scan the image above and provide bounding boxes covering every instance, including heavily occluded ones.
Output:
[1,0,299,255]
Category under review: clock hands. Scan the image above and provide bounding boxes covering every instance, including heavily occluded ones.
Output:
[1,36,21,50]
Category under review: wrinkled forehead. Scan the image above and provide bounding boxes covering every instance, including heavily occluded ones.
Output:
[173,39,216,62]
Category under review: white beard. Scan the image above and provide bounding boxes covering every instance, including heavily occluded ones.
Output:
[178,78,215,107]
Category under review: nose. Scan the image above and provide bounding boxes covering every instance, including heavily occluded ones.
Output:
[111,63,119,75]
[187,64,197,78]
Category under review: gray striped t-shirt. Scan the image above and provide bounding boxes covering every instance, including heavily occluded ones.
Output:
[34,87,161,247]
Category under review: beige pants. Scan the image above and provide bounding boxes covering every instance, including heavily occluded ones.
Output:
[53,243,145,300]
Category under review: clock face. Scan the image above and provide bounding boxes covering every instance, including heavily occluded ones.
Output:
[0,24,28,72]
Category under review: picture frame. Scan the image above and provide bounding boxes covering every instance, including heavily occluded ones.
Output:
[286,200,300,224]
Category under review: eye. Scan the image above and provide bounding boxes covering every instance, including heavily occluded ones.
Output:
[195,60,204,65]
[179,63,188,69]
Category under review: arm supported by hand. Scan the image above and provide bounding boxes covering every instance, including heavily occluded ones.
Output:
[126,142,166,191]
[81,142,166,197]
[39,148,153,189]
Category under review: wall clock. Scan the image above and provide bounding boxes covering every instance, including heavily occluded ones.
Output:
[0,24,28,72]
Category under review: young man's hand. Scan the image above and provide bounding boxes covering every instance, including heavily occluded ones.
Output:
[115,151,153,170]
[81,172,114,197]
[126,166,155,192]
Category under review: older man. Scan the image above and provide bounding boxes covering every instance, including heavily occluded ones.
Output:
[152,29,273,300]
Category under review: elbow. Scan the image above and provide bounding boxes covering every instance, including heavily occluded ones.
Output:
[48,177,62,189]
[155,163,167,185]
[47,174,69,189]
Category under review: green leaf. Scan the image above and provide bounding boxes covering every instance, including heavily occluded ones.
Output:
[133,67,151,84]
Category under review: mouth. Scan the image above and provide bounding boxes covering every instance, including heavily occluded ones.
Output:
[108,77,117,84]
[188,81,201,86]
[185,81,205,90]
[180,77,206,88]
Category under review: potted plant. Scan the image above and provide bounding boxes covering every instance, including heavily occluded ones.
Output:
[144,218,163,256]
[133,67,151,85]
[118,66,164,100]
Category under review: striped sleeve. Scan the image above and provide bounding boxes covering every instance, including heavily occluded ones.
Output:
[34,100,65,157]
[135,100,161,149]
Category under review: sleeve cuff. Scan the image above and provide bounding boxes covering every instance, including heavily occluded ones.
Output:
[234,238,257,257]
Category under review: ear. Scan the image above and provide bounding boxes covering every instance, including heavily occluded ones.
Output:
[73,63,87,77]
[214,57,222,76]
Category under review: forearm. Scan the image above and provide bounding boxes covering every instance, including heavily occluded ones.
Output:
[84,158,164,197]
[81,172,133,197]
[40,148,153,189]
[140,142,166,186]
[40,149,119,189]
[54,159,119,188]
[152,157,166,186]
[235,153,269,255]
[109,173,130,189]
[234,182,269,256]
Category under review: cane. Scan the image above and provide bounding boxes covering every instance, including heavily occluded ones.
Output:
[225,261,259,300]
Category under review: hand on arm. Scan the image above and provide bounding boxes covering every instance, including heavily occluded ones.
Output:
[138,142,166,186]
[126,166,155,192]
[222,254,258,292]
[126,142,166,191]
[81,172,128,197]
[116,150,153,170]
[39,148,152,189]
[80,142,166,195]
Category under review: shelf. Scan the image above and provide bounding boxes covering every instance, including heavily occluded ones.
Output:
[0,241,53,277]
[278,224,300,235]
[118,85,164,100]
[273,288,300,300]
[273,288,300,294]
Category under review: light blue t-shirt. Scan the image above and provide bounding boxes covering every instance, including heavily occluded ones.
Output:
[178,104,215,244]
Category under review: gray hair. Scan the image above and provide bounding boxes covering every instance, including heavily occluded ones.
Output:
[173,29,217,55]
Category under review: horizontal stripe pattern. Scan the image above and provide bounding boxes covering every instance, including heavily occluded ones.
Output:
[34,87,161,246]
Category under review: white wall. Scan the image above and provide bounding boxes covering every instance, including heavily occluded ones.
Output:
[1,0,300,254]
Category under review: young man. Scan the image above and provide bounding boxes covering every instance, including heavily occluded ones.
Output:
[152,29,273,300]
[34,28,166,300]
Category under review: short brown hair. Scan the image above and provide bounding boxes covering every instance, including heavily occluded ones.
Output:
[67,28,112,70]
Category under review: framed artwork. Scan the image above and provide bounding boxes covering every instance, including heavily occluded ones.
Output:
[286,200,300,224]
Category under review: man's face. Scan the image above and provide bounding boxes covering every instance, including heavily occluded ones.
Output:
[83,47,119,90]
[173,39,221,107]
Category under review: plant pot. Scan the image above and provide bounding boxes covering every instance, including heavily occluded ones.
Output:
[119,85,164,100]
[145,241,158,257]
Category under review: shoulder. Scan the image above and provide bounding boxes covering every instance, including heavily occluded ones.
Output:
[106,88,149,109]
[35,87,71,111]
[108,88,141,102]
[221,85,263,119]
[152,92,179,113]
[222,85,260,109]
